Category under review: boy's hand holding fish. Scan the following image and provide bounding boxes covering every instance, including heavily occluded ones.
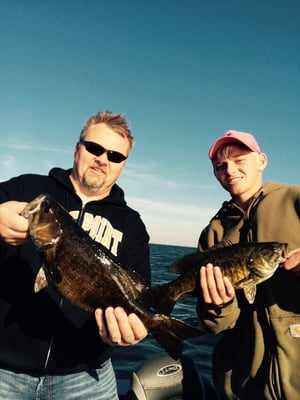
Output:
[95,307,147,347]
[283,248,300,275]
[200,263,235,306]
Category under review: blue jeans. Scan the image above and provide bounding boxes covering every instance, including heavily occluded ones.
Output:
[0,359,119,400]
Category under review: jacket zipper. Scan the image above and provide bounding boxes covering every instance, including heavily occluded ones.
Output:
[41,298,64,375]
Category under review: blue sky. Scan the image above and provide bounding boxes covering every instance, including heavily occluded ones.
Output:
[0,0,299,247]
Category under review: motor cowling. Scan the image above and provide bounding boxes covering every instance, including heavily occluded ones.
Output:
[126,354,212,400]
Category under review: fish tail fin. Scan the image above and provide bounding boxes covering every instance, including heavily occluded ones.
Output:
[150,283,178,316]
[152,318,203,360]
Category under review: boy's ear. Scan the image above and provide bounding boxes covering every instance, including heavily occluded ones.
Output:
[258,152,268,171]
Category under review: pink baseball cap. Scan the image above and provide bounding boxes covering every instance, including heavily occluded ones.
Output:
[208,130,261,160]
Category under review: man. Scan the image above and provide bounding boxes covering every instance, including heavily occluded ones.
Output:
[197,130,300,399]
[0,111,150,399]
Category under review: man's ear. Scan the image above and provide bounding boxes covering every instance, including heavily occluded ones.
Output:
[74,142,80,157]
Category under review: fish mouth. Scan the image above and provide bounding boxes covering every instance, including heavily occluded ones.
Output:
[21,194,47,219]
[21,194,62,249]
[266,242,288,267]
[277,243,289,263]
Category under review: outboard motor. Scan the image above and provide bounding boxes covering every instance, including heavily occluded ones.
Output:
[126,354,217,400]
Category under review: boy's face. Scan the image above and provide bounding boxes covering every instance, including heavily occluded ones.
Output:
[213,144,267,203]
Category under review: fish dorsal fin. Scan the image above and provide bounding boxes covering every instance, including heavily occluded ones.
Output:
[243,285,257,304]
[209,240,233,250]
[170,253,199,273]
[171,240,234,274]
[34,267,48,293]
[222,239,233,247]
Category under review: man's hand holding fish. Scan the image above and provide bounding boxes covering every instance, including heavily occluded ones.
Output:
[0,201,28,245]
[95,307,147,346]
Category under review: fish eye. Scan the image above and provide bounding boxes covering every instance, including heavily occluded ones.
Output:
[43,204,51,214]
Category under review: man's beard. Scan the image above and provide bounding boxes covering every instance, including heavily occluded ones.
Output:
[82,174,104,193]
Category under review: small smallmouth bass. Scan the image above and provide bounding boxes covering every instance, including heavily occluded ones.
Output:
[21,194,202,360]
[152,241,288,315]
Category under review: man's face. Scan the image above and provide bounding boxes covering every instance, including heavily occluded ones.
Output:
[73,123,130,198]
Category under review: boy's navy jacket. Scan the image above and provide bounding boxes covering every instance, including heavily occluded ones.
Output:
[0,168,150,376]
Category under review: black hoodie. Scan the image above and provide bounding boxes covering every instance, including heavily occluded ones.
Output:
[0,168,150,376]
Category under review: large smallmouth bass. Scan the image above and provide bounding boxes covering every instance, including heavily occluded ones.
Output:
[21,194,202,360]
[152,241,288,315]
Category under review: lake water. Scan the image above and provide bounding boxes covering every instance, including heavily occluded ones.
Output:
[111,243,221,391]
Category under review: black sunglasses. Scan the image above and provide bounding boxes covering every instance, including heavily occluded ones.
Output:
[79,140,127,163]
